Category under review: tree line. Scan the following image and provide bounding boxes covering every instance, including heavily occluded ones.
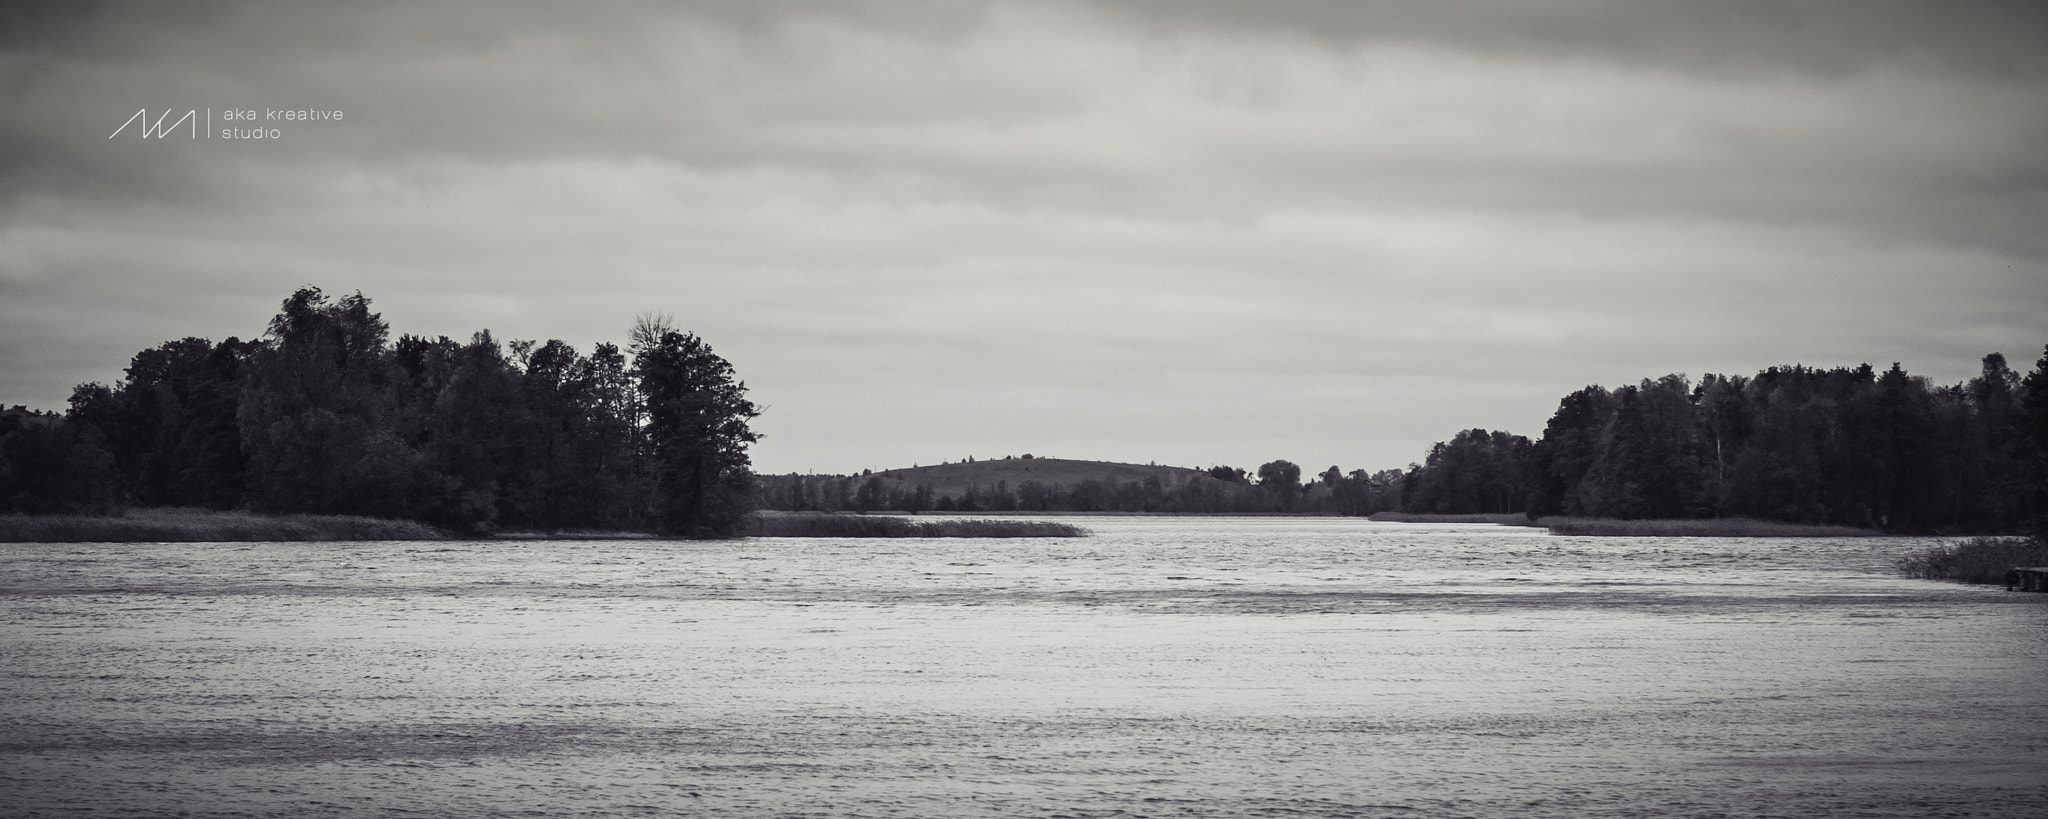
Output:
[756,349,2047,533]
[0,288,761,537]
[7,292,2039,535]
[757,460,1411,516]
[1397,352,2048,533]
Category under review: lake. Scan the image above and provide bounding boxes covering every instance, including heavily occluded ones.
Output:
[2,517,2044,817]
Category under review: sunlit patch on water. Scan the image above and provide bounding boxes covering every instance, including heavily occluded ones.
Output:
[3,517,2045,817]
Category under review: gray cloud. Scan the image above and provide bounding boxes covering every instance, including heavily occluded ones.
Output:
[2,1,2044,475]
[1087,0,2048,80]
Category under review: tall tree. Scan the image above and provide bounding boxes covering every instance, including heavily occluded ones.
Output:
[1965,352,2027,528]
[1692,373,1750,516]
[1526,386,1616,517]
[1257,459,1302,510]
[2020,345,2048,534]
[237,287,419,517]
[634,330,761,538]
[1590,376,1702,519]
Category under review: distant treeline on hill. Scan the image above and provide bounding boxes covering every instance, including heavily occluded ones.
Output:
[0,288,762,538]
[760,350,2048,533]
[757,456,1403,516]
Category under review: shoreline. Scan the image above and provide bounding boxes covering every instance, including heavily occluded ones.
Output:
[0,508,455,543]
[0,507,1961,543]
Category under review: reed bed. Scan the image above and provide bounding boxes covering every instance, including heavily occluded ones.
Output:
[1533,516,1883,538]
[491,530,658,541]
[1368,512,1537,525]
[0,507,450,543]
[746,513,1089,538]
[1896,536,2048,585]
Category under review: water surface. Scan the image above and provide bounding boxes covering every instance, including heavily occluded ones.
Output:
[3,518,2043,817]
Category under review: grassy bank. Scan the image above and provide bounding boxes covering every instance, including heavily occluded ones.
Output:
[746,513,1089,538]
[0,507,451,542]
[1533,516,1883,538]
[1896,536,2048,585]
[1368,512,1537,525]
[491,530,658,541]
[0,508,1089,542]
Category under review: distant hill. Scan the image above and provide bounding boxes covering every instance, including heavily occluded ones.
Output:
[863,457,1207,499]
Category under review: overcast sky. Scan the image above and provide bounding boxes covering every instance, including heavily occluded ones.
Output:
[4,1,2045,476]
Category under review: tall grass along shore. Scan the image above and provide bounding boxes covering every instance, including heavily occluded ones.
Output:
[1368,512,1537,526]
[746,513,1088,538]
[1367,512,1883,537]
[0,507,450,543]
[0,508,1090,542]
[1533,516,1883,538]
[1896,536,2048,585]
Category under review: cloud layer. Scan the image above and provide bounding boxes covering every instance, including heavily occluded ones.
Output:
[4,1,2045,474]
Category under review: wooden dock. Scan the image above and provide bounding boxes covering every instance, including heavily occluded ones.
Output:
[2007,567,2048,592]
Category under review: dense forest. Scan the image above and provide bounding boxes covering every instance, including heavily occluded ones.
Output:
[1410,354,2048,533]
[0,288,761,537]
[757,351,2048,534]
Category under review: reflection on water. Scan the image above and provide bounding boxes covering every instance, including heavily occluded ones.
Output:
[3,518,2044,817]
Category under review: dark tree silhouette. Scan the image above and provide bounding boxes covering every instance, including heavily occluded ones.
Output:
[635,330,761,538]
[7,287,769,538]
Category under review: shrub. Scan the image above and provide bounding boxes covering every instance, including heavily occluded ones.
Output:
[1896,536,2048,585]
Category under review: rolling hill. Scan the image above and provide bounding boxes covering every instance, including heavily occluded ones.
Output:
[861,457,1208,499]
